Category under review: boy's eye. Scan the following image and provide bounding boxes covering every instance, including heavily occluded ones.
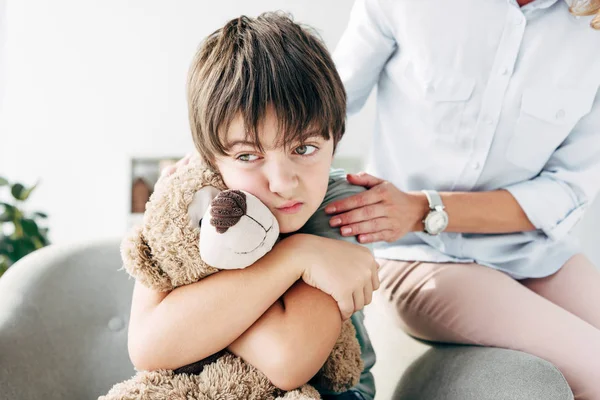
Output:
[237,154,259,162]
[294,145,317,156]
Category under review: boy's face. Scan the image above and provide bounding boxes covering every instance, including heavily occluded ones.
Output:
[214,107,334,234]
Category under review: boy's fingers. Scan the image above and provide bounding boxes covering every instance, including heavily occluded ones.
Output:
[338,297,354,321]
[353,290,365,314]
[363,281,373,306]
[372,262,381,291]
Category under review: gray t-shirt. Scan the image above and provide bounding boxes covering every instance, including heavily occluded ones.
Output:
[297,168,376,400]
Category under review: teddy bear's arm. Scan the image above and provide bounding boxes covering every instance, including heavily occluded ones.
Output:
[120,226,173,292]
[309,319,363,393]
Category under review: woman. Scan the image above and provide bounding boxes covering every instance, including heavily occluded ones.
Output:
[328,0,600,397]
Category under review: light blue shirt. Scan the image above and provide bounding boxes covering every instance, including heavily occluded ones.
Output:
[334,0,600,279]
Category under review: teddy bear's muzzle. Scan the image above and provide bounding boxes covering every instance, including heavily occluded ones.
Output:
[209,190,247,234]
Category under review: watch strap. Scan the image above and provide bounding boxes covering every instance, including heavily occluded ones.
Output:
[422,190,444,211]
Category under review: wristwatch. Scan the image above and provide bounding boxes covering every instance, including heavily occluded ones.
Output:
[421,190,449,235]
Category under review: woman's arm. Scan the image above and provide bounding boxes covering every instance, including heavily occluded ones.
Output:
[228,281,342,391]
[325,174,536,243]
[333,0,397,114]
[327,152,600,242]
[325,174,535,243]
[327,87,600,243]
[412,190,535,234]
[128,233,378,371]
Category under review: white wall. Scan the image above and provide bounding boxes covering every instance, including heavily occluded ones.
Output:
[2,3,600,399]
[0,0,371,245]
[0,0,6,113]
[0,0,598,260]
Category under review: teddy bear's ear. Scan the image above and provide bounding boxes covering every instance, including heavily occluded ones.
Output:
[120,226,173,292]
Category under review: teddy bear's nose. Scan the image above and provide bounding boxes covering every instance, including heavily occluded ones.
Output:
[210,190,247,234]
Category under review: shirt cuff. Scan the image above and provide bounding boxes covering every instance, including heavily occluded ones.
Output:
[504,176,588,241]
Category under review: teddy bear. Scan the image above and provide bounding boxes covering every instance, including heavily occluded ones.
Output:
[100,154,364,400]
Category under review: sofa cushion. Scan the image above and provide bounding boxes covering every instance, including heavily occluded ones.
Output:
[394,345,573,400]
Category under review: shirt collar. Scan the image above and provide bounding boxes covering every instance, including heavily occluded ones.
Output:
[508,0,563,17]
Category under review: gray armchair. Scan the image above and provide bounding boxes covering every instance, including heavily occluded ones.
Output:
[0,239,134,400]
[0,240,573,400]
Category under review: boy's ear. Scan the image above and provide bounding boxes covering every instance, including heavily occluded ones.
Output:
[120,226,173,292]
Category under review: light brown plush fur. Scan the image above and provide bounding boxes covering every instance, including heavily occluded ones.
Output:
[101,155,363,400]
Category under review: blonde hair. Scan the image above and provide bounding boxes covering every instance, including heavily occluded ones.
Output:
[569,0,600,29]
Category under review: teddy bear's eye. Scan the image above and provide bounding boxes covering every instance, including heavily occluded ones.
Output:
[187,186,220,231]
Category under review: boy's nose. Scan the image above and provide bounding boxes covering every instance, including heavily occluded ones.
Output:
[266,162,298,196]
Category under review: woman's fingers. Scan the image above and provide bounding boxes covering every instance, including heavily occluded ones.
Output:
[339,217,391,237]
[160,165,177,178]
[346,172,385,189]
[358,230,397,244]
[176,153,193,167]
[160,154,193,179]
[325,188,383,214]
[329,204,386,227]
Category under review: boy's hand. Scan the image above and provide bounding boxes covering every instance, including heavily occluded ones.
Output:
[288,234,380,320]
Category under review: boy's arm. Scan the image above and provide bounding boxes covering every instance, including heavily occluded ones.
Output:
[226,171,374,390]
[128,235,303,371]
[228,281,342,391]
[128,233,377,371]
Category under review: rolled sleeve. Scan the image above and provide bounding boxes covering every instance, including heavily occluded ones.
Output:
[504,89,600,241]
[505,176,588,241]
[333,0,397,115]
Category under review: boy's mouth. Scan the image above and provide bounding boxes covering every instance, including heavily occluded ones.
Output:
[276,201,303,214]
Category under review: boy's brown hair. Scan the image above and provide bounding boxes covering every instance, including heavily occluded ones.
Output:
[187,12,346,170]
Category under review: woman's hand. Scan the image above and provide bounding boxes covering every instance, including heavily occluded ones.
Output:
[159,153,193,180]
[325,172,429,244]
[288,234,380,321]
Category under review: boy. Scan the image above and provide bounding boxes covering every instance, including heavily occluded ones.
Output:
[128,12,378,400]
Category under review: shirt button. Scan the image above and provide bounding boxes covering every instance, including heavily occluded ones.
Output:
[472,161,481,170]
[483,116,494,126]
[500,67,510,76]
[108,317,124,332]
[556,109,566,120]
[426,83,435,94]
[514,18,524,26]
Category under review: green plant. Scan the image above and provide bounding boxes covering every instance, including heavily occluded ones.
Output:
[0,176,50,277]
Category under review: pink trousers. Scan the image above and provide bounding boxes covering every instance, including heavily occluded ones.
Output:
[377,254,600,400]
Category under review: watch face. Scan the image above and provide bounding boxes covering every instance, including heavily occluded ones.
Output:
[426,211,448,234]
